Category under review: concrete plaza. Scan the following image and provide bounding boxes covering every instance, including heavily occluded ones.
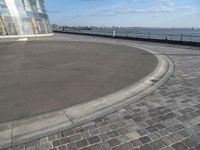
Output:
[1,33,200,150]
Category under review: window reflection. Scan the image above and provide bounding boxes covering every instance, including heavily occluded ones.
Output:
[0,0,52,35]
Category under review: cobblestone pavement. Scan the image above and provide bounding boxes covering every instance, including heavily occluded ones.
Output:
[5,39,200,150]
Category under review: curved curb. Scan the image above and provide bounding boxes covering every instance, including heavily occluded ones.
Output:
[0,41,174,149]
[0,33,54,39]
[0,34,54,43]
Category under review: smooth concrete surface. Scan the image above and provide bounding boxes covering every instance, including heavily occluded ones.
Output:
[0,41,157,123]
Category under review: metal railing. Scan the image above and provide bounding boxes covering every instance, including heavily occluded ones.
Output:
[82,30,200,43]
[53,27,200,43]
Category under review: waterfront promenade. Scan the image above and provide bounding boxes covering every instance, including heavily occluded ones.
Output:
[1,33,200,150]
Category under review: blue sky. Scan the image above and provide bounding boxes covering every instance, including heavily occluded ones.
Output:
[45,0,200,28]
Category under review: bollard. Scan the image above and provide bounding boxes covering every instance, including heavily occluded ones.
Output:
[113,30,116,38]
[180,34,183,42]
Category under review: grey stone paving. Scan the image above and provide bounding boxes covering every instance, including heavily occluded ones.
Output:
[3,35,200,150]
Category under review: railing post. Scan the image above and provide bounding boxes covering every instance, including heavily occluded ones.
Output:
[180,34,183,42]
[148,32,150,39]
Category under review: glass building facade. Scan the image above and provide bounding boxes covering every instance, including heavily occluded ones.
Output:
[0,0,52,36]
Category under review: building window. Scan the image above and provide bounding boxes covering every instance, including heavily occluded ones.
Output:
[0,0,52,36]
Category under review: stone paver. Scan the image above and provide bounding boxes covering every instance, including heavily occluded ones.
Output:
[5,34,200,150]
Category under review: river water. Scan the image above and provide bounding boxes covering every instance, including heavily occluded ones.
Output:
[82,27,200,43]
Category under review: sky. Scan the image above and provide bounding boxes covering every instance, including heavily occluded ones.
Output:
[45,0,200,28]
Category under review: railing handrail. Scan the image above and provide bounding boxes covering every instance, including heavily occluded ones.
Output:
[85,30,200,38]
[53,28,200,43]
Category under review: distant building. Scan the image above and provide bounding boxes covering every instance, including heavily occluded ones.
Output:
[0,0,52,36]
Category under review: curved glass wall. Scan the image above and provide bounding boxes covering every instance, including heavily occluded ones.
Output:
[0,0,52,36]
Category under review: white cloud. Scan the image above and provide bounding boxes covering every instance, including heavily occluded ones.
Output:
[65,0,197,18]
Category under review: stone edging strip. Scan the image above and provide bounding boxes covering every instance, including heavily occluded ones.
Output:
[0,33,54,39]
[0,34,54,43]
[0,41,174,149]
